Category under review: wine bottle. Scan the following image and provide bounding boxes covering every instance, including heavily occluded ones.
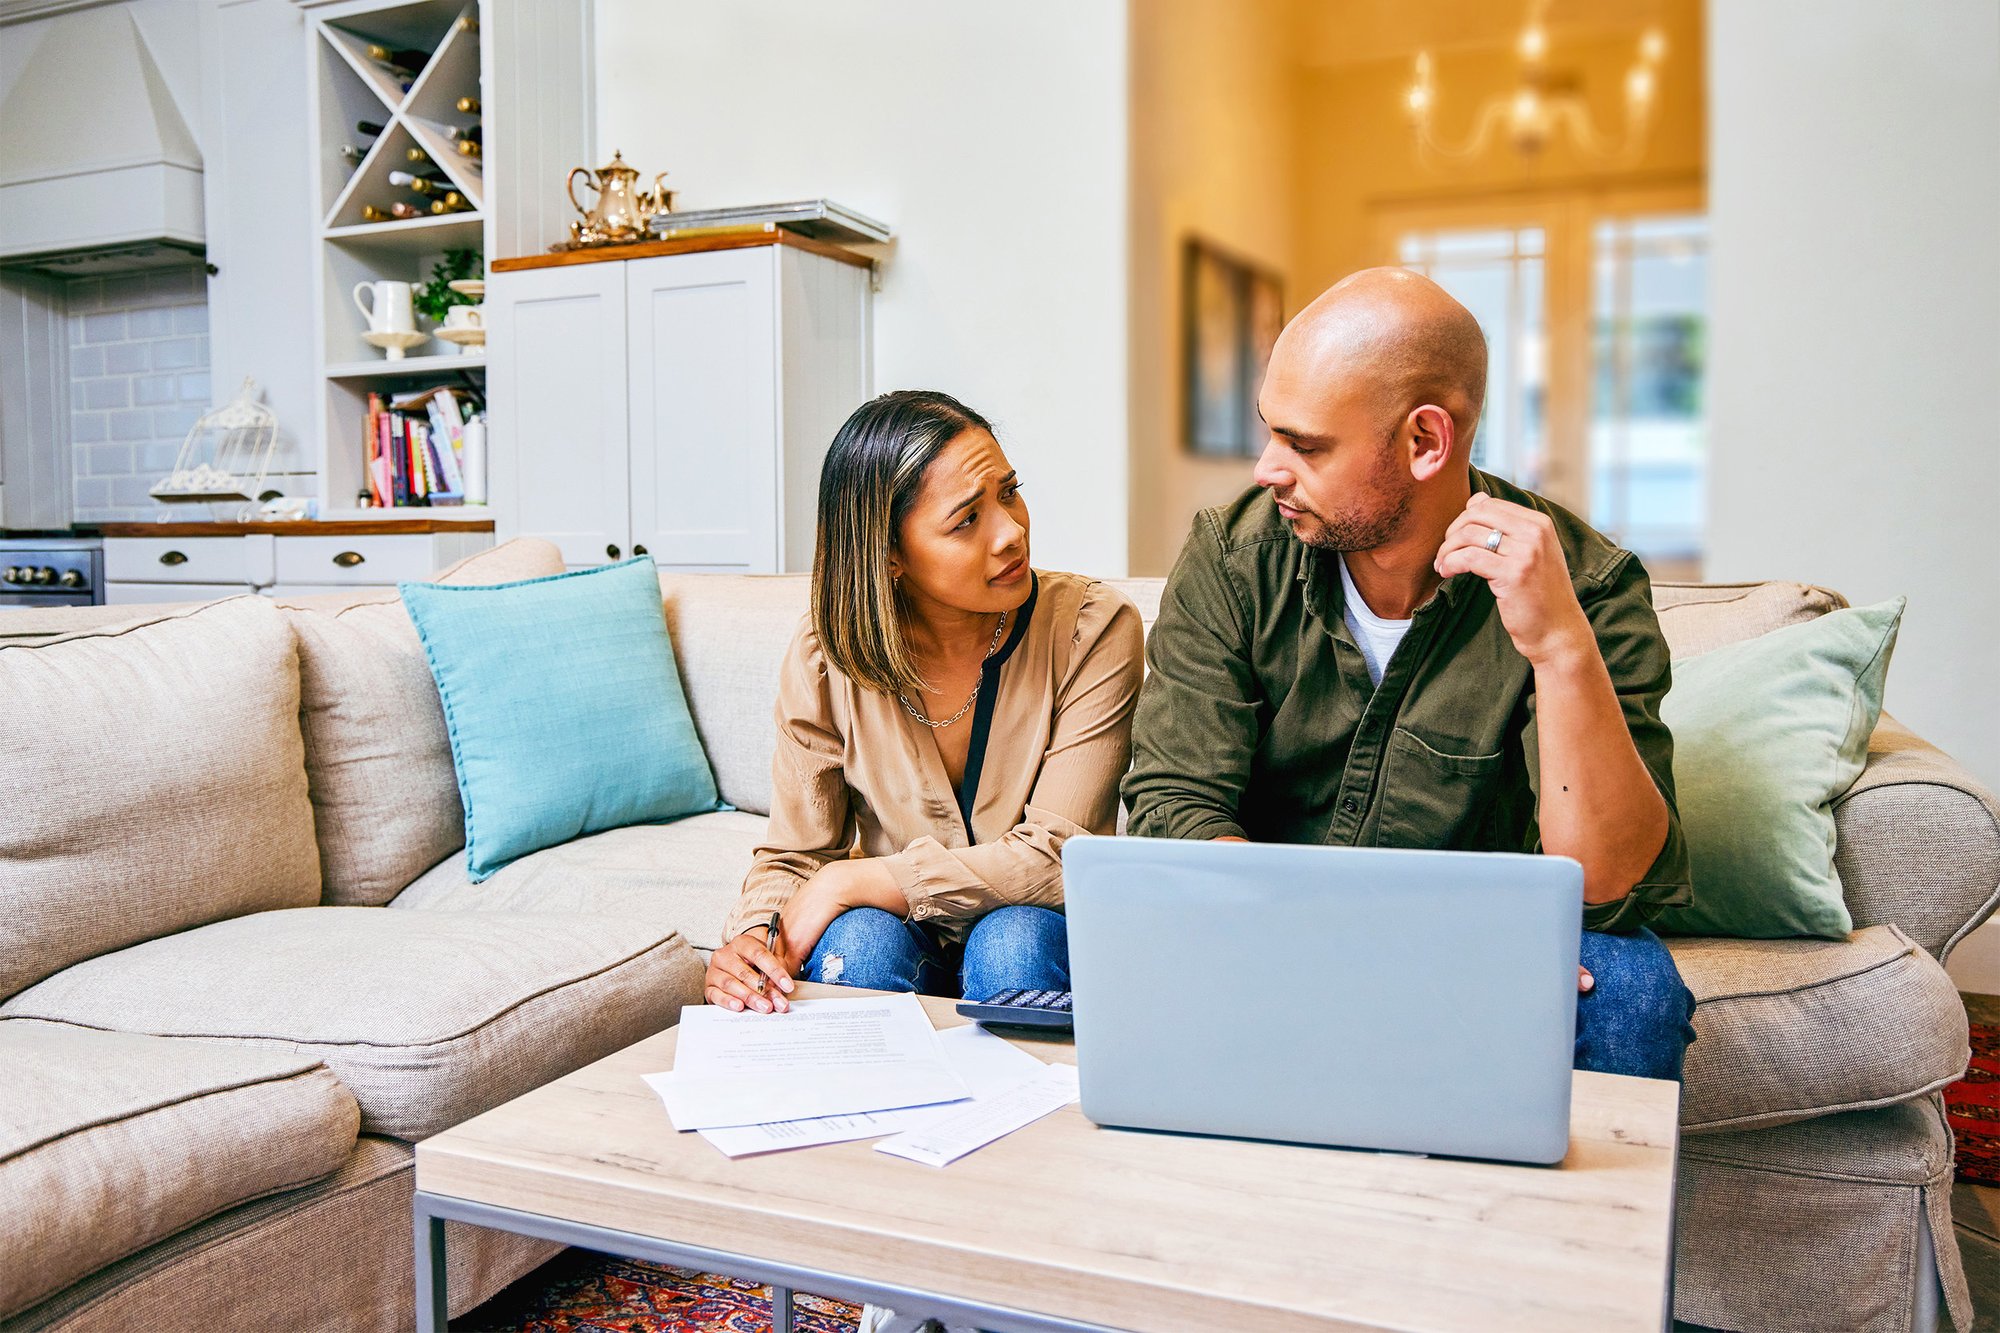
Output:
[361,204,391,223]
[406,147,432,165]
[454,137,481,159]
[357,119,385,137]
[453,124,483,145]
[389,201,425,220]
[456,96,480,114]
[389,170,451,194]
[365,42,430,74]
[456,15,477,33]
[338,144,368,162]
[429,194,472,214]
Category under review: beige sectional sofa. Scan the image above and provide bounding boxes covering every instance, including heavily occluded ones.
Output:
[1,541,1994,1333]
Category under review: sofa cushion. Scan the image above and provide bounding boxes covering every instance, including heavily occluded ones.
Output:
[275,538,568,907]
[1652,580,1847,658]
[0,907,705,1140]
[0,1018,358,1319]
[1668,925,1968,1134]
[388,811,767,952]
[658,572,808,816]
[0,597,320,1001]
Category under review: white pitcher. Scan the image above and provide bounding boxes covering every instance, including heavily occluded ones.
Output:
[352,280,416,334]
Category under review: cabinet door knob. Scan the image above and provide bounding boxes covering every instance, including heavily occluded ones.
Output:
[606,544,622,560]
[633,544,648,557]
[159,550,188,566]
[332,551,366,568]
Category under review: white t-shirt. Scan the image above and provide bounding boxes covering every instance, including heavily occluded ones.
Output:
[1338,555,1414,688]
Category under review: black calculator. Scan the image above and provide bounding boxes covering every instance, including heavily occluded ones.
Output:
[955,988,1075,1030]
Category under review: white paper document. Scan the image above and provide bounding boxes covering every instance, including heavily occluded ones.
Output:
[875,1062,1081,1168]
[694,1023,1049,1158]
[643,995,971,1131]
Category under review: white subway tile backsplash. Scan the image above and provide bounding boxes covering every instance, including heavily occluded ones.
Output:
[104,341,150,375]
[82,311,126,344]
[86,443,134,476]
[83,378,127,410]
[128,307,176,338]
[65,273,213,525]
[152,336,201,371]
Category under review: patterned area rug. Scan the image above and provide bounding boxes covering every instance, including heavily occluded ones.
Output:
[1948,998,2000,1186]
[456,1251,860,1333]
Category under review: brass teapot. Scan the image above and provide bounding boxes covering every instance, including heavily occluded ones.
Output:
[565,150,672,246]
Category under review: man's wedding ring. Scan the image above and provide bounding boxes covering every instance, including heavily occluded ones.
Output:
[1484,528,1504,554]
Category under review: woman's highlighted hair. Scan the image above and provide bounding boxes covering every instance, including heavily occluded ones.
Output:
[812,390,994,697]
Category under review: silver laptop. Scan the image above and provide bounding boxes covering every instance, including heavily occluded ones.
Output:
[1062,836,1582,1165]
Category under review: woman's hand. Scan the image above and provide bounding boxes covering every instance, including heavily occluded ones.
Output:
[781,859,908,966]
[703,930,796,1014]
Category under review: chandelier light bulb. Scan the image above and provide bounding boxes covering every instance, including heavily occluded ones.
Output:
[1519,25,1547,63]
[1639,28,1668,65]
[1407,84,1432,115]
[1627,66,1656,104]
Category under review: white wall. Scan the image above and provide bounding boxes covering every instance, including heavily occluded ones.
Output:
[595,1,1131,576]
[1706,0,2000,787]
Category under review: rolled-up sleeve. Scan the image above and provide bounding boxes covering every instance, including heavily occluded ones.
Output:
[1122,512,1263,842]
[1525,552,1693,933]
[880,586,1145,921]
[725,621,853,940]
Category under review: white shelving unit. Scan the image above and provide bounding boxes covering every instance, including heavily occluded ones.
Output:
[300,0,589,520]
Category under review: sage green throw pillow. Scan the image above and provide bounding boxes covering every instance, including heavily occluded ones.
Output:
[1652,598,1903,939]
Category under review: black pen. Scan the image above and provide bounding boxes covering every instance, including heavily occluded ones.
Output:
[752,910,781,994]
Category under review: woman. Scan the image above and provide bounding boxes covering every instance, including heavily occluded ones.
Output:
[703,389,1144,1011]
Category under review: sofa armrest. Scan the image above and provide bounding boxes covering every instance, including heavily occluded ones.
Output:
[1834,712,2000,960]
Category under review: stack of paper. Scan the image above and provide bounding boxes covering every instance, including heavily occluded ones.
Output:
[640,995,1079,1165]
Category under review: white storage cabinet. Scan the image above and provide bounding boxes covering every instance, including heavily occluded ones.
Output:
[486,237,872,572]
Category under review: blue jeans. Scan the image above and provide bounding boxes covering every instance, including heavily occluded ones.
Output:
[802,905,1069,1001]
[1577,927,1697,1081]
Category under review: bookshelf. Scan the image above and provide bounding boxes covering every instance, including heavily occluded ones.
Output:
[302,0,589,519]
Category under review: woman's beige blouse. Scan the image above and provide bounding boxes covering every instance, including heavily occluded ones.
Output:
[725,570,1145,946]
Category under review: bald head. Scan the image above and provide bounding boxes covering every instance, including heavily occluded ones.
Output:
[1267,267,1487,451]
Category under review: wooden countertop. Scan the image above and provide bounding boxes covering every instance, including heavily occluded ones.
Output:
[492,227,873,273]
[97,518,495,537]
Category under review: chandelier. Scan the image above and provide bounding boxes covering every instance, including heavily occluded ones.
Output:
[1404,1,1667,165]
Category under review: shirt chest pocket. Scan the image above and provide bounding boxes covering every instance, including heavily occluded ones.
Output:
[1375,726,1505,848]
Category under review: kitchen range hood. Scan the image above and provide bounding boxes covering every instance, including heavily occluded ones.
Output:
[0,5,206,276]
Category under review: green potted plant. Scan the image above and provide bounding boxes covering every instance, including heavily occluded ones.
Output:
[416,247,482,325]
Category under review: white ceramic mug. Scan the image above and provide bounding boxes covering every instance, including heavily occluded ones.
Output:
[442,303,484,330]
[352,280,416,334]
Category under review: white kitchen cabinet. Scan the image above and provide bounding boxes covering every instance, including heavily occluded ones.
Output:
[489,234,872,572]
[103,528,490,603]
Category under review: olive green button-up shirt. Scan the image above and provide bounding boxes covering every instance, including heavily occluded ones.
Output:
[1122,470,1690,933]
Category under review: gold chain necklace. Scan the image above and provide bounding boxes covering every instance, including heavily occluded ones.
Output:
[898,611,1008,729]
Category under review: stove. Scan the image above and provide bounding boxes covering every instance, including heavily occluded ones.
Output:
[0,536,104,608]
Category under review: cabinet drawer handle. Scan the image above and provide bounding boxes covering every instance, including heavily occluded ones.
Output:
[332,551,366,568]
[606,544,621,560]
[633,544,648,557]
[159,550,187,566]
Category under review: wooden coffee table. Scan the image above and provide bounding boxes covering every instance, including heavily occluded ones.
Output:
[414,985,1680,1332]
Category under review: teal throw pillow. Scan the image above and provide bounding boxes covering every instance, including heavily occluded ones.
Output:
[400,556,720,881]
[1652,598,1904,939]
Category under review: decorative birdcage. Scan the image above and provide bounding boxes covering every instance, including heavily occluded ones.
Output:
[150,377,280,517]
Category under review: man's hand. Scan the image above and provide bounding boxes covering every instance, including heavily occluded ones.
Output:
[703,930,796,1014]
[1435,494,1595,668]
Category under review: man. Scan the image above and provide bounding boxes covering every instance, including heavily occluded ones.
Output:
[1123,267,1696,1080]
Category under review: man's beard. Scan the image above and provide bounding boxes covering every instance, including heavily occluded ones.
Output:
[1285,452,1415,553]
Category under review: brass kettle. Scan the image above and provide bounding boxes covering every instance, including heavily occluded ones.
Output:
[565,150,672,246]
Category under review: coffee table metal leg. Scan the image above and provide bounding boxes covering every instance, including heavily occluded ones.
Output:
[415,1202,449,1333]
[771,1283,795,1332]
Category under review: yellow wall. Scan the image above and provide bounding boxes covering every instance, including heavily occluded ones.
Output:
[1127,0,1301,576]
[1126,0,1705,573]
